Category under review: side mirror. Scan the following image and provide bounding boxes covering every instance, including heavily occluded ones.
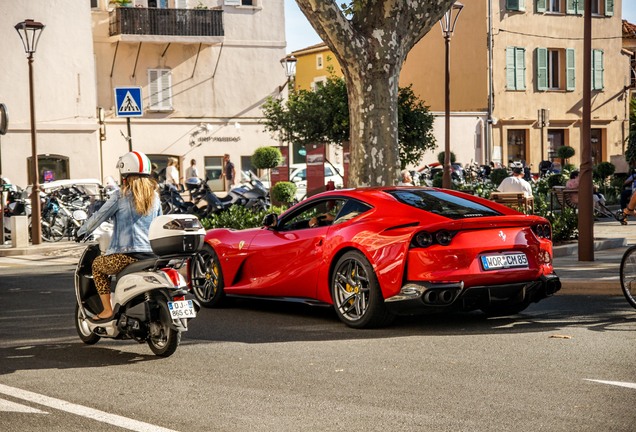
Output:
[262,213,278,228]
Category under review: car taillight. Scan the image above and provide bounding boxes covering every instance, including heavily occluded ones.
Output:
[412,230,455,248]
[172,295,185,302]
[532,223,552,240]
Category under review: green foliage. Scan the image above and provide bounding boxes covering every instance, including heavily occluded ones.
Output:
[251,147,282,170]
[545,208,579,243]
[271,181,297,204]
[437,151,456,165]
[594,161,615,180]
[489,168,509,186]
[398,85,437,168]
[201,205,286,230]
[556,145,575,168]
[546,173,566,188]
[261,77,436,169]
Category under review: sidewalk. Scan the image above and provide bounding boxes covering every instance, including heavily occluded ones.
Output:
[0,219,634,295]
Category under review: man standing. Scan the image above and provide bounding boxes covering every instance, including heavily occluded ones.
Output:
[185,158,199,180]
[221,154,235,191]
[497,166,533,197]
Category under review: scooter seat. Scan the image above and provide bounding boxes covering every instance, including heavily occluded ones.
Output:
[117,258,161,279]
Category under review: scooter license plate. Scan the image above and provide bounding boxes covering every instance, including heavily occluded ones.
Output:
[168,300,196,319]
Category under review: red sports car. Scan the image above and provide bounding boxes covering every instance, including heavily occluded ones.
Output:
[188,187,560,328]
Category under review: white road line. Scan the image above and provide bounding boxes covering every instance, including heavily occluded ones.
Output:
[585,379,636,390]
[0,397,46,413]
[0,384,179,432]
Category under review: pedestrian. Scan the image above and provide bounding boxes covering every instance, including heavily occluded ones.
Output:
[565,170,580,205]
[397,169,413,186]
[497,165,533,197]
[76,151,162,322]
[185,158,199,180]
[165,157,180,190]
[221,153,236,191]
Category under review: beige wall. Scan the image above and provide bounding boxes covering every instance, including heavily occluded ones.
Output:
[0,0,100,186]
[0,0,288,189]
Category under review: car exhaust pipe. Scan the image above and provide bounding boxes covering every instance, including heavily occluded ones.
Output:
[423,289,457,305]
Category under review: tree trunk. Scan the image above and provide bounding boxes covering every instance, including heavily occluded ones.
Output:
[295,0,456,187]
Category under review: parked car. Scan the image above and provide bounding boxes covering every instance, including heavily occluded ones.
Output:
[289,163,344,200]
[188,187,560,328]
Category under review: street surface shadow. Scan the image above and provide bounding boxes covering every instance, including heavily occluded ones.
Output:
[184,294,636,344]
[0,343,161,376]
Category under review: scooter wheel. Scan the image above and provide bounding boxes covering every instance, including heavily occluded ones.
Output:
[75,303,100,345]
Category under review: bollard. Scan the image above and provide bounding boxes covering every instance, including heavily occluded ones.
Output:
[11,215,29,248]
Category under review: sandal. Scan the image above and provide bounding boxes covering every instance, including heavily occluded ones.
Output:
[89,313,114,323]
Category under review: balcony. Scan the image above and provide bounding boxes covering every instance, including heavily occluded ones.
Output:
[109,7,224,43]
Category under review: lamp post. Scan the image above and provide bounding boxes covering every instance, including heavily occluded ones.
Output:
[280,55,297,178]
[440,2,463,189]
[15,19,45,245]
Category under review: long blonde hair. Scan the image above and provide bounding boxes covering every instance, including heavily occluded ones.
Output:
[121,175,157,215]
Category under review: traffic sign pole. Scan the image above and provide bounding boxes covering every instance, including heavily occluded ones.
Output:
[114,87,143,152]
[127,117,132,151]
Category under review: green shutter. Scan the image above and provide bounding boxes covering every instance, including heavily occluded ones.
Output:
[592,49,604,90]
[566,48,576,91]
[506,47,516,89]
[507,0,525,11]
[536,48,548,91]
[606,0,614,16]
[536,0,546,13]
[566,0,575,14]
[516,48,526,90]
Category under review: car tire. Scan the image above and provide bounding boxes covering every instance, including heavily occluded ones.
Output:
[331,250,394,329]
[190,244,226,308]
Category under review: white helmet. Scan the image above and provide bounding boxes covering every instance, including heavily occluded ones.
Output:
[117,151,152,177]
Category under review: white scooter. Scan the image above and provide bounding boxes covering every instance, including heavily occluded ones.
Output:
[74,214,204,357]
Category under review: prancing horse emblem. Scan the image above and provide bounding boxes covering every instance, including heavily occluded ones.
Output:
[499,231,506,242]
[238,240,245,250]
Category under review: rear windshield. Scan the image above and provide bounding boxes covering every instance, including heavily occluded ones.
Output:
[387,190,502,219]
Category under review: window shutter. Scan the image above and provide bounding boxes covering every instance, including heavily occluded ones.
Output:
[506,47,516,89]
[516,48,526,90]
[536,0,546,13]
[536,48,548,91]
[148,69,173,111]
[566,48,576,91]
[592,49,604,90]
[566,0,575,14]
[506,0,520,11]
[606,0,614,16]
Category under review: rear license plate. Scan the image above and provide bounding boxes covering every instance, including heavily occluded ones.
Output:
[168,300,196,319]
[481,253,528,270]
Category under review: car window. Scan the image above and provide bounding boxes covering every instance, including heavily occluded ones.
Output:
[333,199,372,224]
[279,199,346,231]
[325,167,333,176]
[387,189,501,219]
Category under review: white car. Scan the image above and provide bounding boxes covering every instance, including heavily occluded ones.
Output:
[289,163,344,201]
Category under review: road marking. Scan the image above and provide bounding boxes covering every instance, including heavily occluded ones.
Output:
[585,379,636,390]
[0,397,46,413]
[0,384,179,432]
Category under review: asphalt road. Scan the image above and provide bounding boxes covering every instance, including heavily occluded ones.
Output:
[0,264,635,432]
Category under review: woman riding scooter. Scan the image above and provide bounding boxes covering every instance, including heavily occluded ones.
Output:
[76,151,162,322]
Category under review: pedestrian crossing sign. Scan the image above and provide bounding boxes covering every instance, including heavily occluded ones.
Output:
[114,87,143,117]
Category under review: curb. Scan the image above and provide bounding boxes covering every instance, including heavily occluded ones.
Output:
[552,237,627,257]
[557,280,623,296]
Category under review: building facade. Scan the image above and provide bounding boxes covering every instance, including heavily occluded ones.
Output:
[291,0,629,172]
[0,0,289,191]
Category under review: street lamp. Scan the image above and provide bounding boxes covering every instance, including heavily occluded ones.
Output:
[279,55,297,92]
[279,55,297,179]
[15,19,45,245]
[440,2,463,189]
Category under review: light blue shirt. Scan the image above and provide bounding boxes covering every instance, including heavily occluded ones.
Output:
[78,189,162,255]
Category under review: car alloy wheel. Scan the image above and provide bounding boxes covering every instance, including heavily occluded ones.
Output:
[190,244,225,307]
[331,251,394,329]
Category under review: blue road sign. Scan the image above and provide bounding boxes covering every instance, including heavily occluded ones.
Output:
[114,87,143,117]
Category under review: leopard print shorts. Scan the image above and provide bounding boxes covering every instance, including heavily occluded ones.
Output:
[92,254,138,295]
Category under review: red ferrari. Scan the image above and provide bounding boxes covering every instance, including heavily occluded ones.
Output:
[188,187,560,328]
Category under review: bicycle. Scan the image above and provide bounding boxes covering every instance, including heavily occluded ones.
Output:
[619,245,636,309]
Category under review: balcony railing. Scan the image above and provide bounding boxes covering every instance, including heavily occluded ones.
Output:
[109,7,224,38]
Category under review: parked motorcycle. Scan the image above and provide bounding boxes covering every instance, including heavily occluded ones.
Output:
[230,171,271,211]
[74,214,204,357]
